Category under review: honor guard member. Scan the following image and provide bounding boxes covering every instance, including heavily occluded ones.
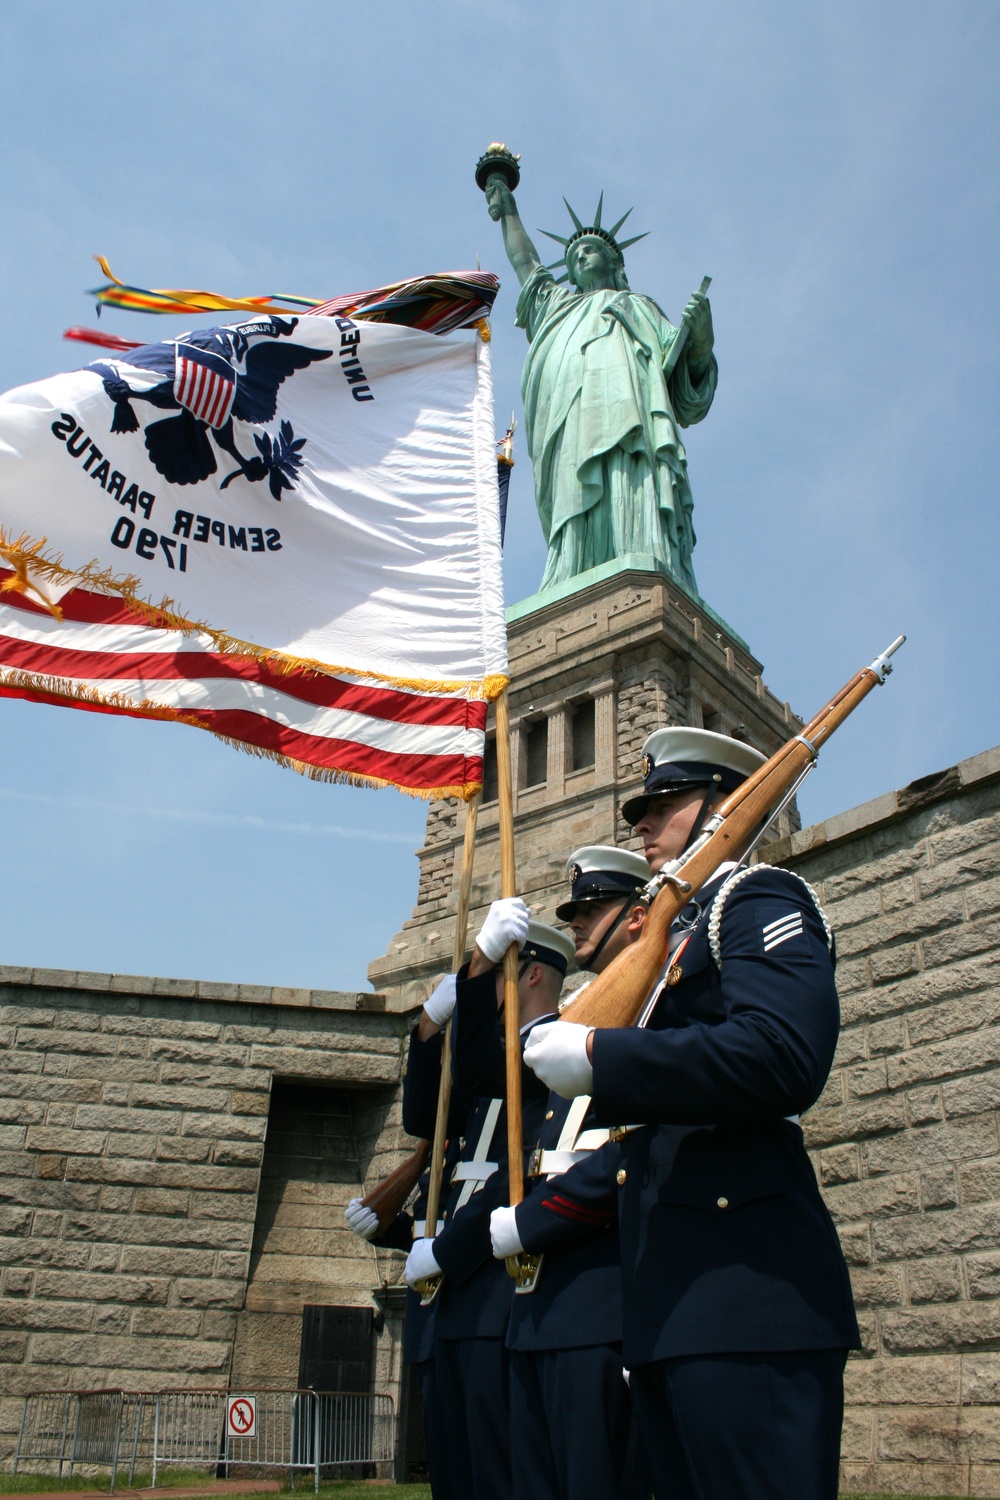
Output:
[344,1179,444,1494]
[344,974,460,1497]
[524,728,860,1500]
[394,969,482,1499]
[488,847,649,1500]
[403,902,573,1500]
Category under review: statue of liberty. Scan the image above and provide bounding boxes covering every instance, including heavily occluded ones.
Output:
[479,149,717,595]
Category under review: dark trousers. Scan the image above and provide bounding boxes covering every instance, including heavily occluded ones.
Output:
[629,1349,848,1500]
[415,1358,446,1500]
[435,1335,512,1500]
[509,1344,645,1500]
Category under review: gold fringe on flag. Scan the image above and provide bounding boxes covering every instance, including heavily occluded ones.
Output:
[0,530,509,703]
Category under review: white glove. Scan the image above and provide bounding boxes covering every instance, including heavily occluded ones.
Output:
[344,1197,379,1241]
[490,1205,525,1259]
[523,1020,594,1098]
[405,1237,442,1289]
[476,897,531,962]
[423,973,457,1027]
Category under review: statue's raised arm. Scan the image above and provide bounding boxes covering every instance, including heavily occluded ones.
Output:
[484,176,541,288]
[474,145,541,288]
[475,145,717,596]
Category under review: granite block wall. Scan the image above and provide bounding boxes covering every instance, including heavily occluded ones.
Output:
[761,747,1000,1497]
[0,973,409,1464]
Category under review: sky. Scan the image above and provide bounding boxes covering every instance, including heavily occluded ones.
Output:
[0,0,996,991]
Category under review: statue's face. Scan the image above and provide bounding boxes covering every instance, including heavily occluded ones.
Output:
[568,237,617,292]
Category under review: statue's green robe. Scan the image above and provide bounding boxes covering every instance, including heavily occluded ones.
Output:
[515,267,717,592]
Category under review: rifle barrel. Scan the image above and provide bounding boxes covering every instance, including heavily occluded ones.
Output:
[562,638,905,1032]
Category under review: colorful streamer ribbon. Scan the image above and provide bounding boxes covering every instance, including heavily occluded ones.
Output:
[87,257,499,335]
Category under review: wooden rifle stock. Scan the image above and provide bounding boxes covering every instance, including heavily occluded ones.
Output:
[361,1138,431,1234]
[562,637,905,1031]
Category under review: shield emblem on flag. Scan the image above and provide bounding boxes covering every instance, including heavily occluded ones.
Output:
[173,342,237,428]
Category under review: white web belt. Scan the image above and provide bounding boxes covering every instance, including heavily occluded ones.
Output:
[412,1218,445,1237]
[528,1096,611,1178]
[450,1161,499,1183]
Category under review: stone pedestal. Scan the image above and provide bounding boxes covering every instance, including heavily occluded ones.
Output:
[369,561,801,1007]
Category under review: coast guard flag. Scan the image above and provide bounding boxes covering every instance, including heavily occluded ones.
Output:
[0,313,506,799]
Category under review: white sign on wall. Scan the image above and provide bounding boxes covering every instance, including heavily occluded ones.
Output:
[226,1394,257,1440]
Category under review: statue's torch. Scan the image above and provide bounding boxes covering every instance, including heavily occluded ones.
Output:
[475,142,521,214]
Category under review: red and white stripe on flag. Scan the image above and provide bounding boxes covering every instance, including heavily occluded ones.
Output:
[173,346,236,428]
[0,571,487,798]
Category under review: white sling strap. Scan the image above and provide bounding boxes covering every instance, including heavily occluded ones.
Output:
[556,1093,595,1152]
[453,1096,503,1211]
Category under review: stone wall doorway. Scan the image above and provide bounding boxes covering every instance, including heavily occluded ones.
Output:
[297,1304,374,1390]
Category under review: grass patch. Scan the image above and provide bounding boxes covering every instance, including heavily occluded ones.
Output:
[0,1482,965,1500]
[0,1479,431,1499]
[0,1475,216,1494]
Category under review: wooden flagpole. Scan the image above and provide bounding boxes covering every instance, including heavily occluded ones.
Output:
[362,792,479,1251]
[493,687,524,1210]
[421,790,481,1240]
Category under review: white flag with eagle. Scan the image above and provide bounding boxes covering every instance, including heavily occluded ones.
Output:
[0,312,507,799]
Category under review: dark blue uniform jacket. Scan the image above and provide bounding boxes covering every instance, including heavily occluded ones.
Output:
[401,969,552,1341]
[455,986,627,1352]
[508,1097,624,1353]
[590,866,861,1366]
[371,1184,436,1367]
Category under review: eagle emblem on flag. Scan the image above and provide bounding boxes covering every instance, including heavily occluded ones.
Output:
[88,316,331,499]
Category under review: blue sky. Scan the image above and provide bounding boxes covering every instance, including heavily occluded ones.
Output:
[0,1,996,989]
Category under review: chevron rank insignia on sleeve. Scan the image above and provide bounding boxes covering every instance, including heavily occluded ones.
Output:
[762,911,805,952]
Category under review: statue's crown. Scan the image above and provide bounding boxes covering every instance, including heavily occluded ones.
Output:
[539,194,648,283]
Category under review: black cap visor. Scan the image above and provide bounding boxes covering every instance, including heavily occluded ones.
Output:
[555,870,646,922]
[620,759,747,827]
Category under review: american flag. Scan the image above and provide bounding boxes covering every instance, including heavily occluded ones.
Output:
[173,343,237,428]
[0,570,489,797]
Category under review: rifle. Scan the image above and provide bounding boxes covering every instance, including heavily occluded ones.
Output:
[359,794,481,1253]
[562,636,906,1031]
[360,1138,431,1233]
[417,793,482,1304]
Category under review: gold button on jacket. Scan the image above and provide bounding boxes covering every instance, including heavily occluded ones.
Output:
[717,1196,729,1209]
[616,1168,627,1186]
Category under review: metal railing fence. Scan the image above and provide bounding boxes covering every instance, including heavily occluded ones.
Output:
[13,1388,394,1492]
[13,1391,152,1492]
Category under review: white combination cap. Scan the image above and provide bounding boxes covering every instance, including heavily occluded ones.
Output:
[621,727,766,826]
[556,845,650,921]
